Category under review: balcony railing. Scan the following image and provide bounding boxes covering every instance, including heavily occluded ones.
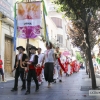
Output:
[50,37,64,48]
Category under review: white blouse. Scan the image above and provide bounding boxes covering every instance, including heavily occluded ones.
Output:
[29,54,35,62]
[18,54,22,60]
[44,49,54,63]
[38,53,44,66]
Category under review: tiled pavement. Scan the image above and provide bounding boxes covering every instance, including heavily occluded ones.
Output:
[0,70,100,100]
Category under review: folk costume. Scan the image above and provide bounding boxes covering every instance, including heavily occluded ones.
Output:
[44,49,54,83]
[70,60,73,75]
[54,51,63,82]
[66,58,71,76]
[11,46,27,91]
[74,61,79,72]
[25,46,39,95]
[36,53,44,85]
[65,59,69,75]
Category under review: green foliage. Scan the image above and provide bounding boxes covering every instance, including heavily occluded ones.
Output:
[54,0,99,54]
[76,52,84,62]
[54,0,100,21]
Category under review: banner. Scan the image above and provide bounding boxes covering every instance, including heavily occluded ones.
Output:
[17,2,41,39]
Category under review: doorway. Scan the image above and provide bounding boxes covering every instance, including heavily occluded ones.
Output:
[4,37,13,77]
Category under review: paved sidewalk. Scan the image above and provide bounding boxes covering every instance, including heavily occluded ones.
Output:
[0,70,100,100]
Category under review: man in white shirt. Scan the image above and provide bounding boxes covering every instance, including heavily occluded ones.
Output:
[36,48,44,85]
[11,46,27,91]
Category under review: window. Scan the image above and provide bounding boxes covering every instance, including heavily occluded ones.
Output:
[57,34,63,44]
[51,17,62,28]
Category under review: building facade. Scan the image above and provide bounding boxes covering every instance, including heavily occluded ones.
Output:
[45,0,73,53]
[0,0,46,80]
[0,0,14,79]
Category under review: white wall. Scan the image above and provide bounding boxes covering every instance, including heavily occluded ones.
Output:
[46,16,58,40]
[38,40,46,53]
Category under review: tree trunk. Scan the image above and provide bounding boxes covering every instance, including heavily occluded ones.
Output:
[85,50,89,75]
[89,69,91,78]
[85,25,97,89]
[85,59,88,74]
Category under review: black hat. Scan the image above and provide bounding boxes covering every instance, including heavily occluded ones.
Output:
[29,47,31,50]
[16,46,25,51]
[30,46,38,50]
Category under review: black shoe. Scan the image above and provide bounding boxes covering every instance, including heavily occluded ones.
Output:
[21,87,26,90]
[11,88,17,92]
[59,80,62,82]
[54,80,56,83]
[35,87,39,92]
[25,91,30,95]
[66,73,68,76]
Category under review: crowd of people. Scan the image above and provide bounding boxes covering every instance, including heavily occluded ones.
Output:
[8,42,80,95]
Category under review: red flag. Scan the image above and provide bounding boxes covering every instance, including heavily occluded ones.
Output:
[58,58,66,73]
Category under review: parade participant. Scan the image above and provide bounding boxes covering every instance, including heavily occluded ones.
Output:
[29,47,32,58]
[36,48,44,85]
[71,60,75,73]
[66,57,71,76]
[42,42,55,88]
[25,46,39,95]
[0,55,5,82]
[70,59,73,75]
[65,57,69,76]
[11,46,27,91]
[74,60,79,72]
[41,53,45,79]
[53,53,59,83]
[54,47,63,82]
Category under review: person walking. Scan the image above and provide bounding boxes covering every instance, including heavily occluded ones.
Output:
[0,55,5,82]
[11,46,27,91]
[92,56,98,73]
[42,42,55,88]
[54,47,62,82]
[66,57,71,76]
[36,48,44,85]
[25,46,39,95]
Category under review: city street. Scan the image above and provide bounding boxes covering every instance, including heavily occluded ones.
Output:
[0,70,100,100]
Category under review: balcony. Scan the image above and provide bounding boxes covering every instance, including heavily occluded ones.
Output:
[50,37,64,48]
[0,0,13,20]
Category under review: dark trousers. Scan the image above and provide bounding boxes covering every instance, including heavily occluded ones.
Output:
[27,69,39,92]
[44,63,54,83]
[14,70,26,89]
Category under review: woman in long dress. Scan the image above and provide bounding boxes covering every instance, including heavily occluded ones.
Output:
[42,42,55,88]
[66,57,71,76]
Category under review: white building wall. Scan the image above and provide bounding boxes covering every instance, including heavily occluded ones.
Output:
[46,16,58,40]
[38,40,46,53]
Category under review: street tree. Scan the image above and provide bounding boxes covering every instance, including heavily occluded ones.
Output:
[68,19,97,76]
[54,0,100,89]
